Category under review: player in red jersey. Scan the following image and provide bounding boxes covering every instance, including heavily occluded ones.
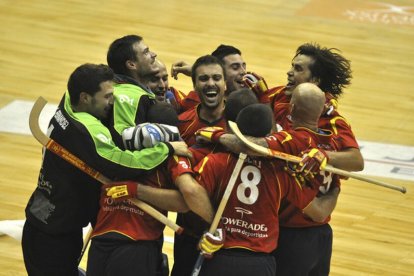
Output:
[171,44,247,112]
[196,103,324,276]
[171,88,260,276]
[86,103,215,276]
[209,82,345,275]
[268,42,363,171]
[177,55,227,146]
[265,44,362,276]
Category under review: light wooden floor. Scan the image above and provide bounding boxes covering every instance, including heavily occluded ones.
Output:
[0,0,413,275]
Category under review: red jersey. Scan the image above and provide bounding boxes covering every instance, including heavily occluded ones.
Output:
[274,128,341,227]
[195,152,318,253]
[268,85,358,227]
[91,156,192,241]
[179,90,200,113]
[178,105,226,146]
[269,85,359,150]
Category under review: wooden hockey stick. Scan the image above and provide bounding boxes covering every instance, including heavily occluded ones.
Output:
[228,121,407,194]
[78,226,93,265]
[29,97,184,237]
[191,152,247,276]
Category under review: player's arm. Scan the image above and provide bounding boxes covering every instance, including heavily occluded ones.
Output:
[105,181,189,212]
[136,183,189,212]
[325,148,364,171]
[171,61,192,80]
[175,173,214,223]
[218,133,268,156]
[326,116,364,171]
[303,187,340,223]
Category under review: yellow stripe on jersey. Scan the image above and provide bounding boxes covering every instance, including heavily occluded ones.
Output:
[273,164,283,212]
[268,86,285,99]
[197,156,209,174]
[280,131,292,144]
[329,116,351,135]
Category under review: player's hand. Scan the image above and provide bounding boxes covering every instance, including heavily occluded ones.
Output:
[198,228,225,259]
[195,127,225,144]
[242,72,270,103]
[169,141,193,159]
[323,93,338,116]
[297,148,328,176]
[171,61,192,80]
[104,181,139,203]
[122,123,181,150]
[156,124,181,142]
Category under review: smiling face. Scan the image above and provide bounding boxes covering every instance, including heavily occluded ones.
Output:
[285,54,319,94]
[145,60,169,102]
[194,63,226,110]
[85,80,114,120]
[222,53,246,94]
[130,40,158,79]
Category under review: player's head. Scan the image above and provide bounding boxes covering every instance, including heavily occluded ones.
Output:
[236,103,273,137]
[107,35,157,80]
[68,63,114,120]
[290,82,325,124]
[212,44,246,94]
[224,88,258,123]
[286,43,352,97]
[147,102,179,126]
[192,55,226,110]
[143,59,169,102]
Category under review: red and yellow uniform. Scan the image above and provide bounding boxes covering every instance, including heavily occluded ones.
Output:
[178,90,200,113]
[269,85,359,276]
[87,156,192,276]
[194,151,319,275]
[178,105,226,146]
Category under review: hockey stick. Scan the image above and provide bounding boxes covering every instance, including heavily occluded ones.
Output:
[29,97,184,236]
[228,121,407,194]
[191,152,247,276]
[78,226,93,265]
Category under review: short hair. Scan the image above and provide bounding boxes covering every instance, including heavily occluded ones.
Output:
[147,102,179,126]
[224,88,258,122]
[295,43,352,97]
[107,35,143,75]
[236,104,273,137]
[67,63,114,106]
[191,55,226,85]
[211,44,242,61]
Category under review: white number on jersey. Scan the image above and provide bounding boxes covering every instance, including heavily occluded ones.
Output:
[237,165,261,205]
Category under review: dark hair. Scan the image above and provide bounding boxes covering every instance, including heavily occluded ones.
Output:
[296,43,352,97]
[224,88,258,122]
[147,102,179,126]
[107,35,143,75]
[236,104,273,137]
[211,44,242,61]
[191,55,226,85]
[67,63,114,105]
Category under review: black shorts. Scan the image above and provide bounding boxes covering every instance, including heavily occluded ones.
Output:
[200,248,276,276]
[21,220,83,276]
[272,224,333,276]
[87,237,161,276]
[171,233,199,276]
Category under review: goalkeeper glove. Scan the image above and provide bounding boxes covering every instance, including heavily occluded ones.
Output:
[122,123,181,150]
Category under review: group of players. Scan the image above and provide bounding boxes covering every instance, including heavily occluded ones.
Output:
[21,34,364,276]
